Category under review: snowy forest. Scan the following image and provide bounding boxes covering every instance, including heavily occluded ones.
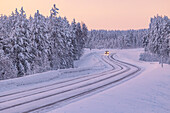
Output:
[85,15,169,64]
[85,29,147,49]
[0,4,169,80]
[140,15,170,64]
[0,5,88,80]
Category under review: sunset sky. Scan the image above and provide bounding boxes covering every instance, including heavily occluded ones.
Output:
[0,0,169,30]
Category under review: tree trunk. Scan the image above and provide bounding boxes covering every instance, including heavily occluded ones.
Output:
[161,56,163,68]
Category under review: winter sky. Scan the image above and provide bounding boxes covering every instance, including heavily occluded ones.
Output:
[0,0,169,30]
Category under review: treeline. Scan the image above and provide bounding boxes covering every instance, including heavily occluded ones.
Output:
[85,29,147,49]
[85,15,169,65]
[140,15,170,64]
[0,5,88,80]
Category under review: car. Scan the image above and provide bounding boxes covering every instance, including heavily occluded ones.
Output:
[105,51,109,55]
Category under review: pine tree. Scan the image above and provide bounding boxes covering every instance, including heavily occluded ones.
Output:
[0,5,87,80]
[141,15,170,65]
[71,19,79,60]
[9,7,32,76]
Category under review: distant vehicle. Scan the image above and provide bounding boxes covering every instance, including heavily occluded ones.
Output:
[105,51,109,55]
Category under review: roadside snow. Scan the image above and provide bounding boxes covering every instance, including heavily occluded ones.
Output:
[1,48,169,113]
[50,48,170,113]
[0,49,110,92]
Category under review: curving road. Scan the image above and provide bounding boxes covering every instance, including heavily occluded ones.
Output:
[0,53,141,113]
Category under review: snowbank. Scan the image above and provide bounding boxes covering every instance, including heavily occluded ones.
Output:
[0,49,110,92]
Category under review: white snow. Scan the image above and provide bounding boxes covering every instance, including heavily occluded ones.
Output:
[0,48,169,113]
[0,49,110,93]
[49,48,170,113]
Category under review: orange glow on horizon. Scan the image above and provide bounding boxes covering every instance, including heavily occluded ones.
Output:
[0,0,169,30]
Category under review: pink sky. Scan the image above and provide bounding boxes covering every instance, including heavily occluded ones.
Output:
[0,0,169,30]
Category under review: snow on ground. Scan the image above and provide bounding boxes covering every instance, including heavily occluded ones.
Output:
[0,48,169,113]
[49,48,170,113]
[0,49,110,93]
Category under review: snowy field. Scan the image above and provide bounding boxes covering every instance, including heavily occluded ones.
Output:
[49,48,170,113]
[0,48,169,113]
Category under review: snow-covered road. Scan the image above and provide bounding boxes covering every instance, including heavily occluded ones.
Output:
[0,51,142,113]
[54,49,170,113]
[0,49,169,113]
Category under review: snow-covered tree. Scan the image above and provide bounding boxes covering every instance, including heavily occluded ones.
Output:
[29,10,50,73]
[8,7,33,76]
[140,15,170,65]
[70,19,79,60]
[0,5,87,80]
[86,29,147,49]
[0,50,17,80]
